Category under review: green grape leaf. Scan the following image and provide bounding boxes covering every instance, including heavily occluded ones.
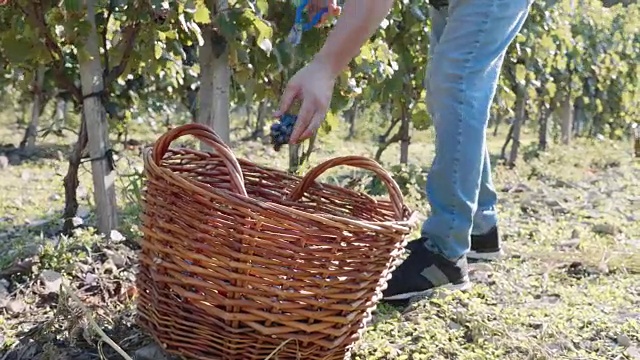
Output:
[411,102,431,130]
[515,64,527,86]
[1,37,36,63]
[256,0,268,15]
[154,43,163,59]
[63,0,82,12]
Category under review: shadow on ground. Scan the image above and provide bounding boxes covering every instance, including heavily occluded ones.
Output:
[1,141,72,165]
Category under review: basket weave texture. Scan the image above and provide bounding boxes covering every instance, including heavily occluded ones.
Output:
[136,124,418,360]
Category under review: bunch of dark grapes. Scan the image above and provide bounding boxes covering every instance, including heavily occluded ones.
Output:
[270,114,297,151]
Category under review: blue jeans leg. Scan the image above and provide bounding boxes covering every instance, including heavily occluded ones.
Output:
[421,0,531,260]
[425,6,498,237]
[473,147,498,235]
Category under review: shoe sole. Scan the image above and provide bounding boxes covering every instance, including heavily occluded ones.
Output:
[382,281,473,301]
[467,249,503,261]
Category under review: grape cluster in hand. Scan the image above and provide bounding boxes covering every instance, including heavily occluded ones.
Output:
[270,114,297,151]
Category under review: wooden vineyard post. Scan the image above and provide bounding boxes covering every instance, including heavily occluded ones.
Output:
[211,0,231,145]
[78,0,118,234]
[197,0,231,150]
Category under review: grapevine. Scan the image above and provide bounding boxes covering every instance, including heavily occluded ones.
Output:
[0,0,635,232]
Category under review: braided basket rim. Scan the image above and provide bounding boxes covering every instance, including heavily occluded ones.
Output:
[142,146,420,231]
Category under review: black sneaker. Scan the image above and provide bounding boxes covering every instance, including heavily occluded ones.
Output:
[382,241,471,301]
[405,226,503,261]
[468,226,503,261]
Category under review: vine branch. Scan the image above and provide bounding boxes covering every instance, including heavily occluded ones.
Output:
[16,1,82,103]
[103,22,141,87]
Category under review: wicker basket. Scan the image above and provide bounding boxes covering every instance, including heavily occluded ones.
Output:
[136,123,418,360]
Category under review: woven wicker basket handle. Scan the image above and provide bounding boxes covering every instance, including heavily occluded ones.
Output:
[151,123,248,196]
[288,156,407,220]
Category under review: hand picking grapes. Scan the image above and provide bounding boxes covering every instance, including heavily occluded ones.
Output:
[269,0,343,148]
[276,0,533,303]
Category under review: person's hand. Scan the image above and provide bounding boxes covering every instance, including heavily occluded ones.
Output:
[306,0,341,28]
[274,58,337,144]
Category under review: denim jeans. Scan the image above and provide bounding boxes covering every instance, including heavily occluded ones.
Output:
[421,0,532,260]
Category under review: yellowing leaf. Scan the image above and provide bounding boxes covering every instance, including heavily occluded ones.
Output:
[241,10,273,51]
[545,82,557,98]
[515,64,527,85]
[319,111,339,135]
[154,43,163,59]
[194,1,211,24]
[256,0,268,14]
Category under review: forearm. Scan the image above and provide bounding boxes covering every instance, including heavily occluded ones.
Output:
[314,0,394,77]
